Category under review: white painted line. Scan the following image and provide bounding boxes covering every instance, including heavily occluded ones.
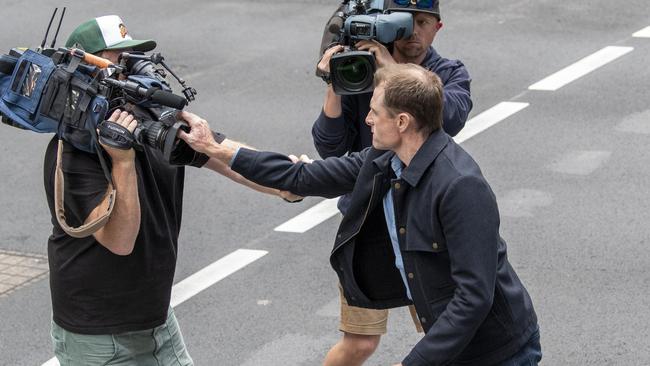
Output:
[528,46,634,91]
[42,358,58,366]
[453,102,530,144]
[633,26,650,38]
[42,248,268,366]
[170,249,268,307]
[274,198,340,233]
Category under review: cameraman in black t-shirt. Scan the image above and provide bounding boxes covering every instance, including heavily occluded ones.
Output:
[44,15,296,366]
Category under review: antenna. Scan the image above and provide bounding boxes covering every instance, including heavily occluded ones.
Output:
[40,8,58,50]
[50,7,67,48]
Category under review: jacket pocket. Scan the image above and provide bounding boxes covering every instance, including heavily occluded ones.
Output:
[427,291,454,323]
[406,237,453,292]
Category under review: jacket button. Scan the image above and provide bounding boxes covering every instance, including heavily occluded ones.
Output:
[399,227,406,235]
[420,317,427,324]
[394,182,401,190]
[432,242,439,250]
[407,273,414,279]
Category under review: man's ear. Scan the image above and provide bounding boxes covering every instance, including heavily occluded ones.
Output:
[397,112,413,133]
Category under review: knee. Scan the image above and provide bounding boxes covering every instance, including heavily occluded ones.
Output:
[342,333,380,360]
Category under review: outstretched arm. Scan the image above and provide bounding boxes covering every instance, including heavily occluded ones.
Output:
[203,152,301,202]
[178,111,364,198]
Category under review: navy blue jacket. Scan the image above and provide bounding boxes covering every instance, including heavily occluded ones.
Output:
[231,129,538,366]
[312,46,472,159]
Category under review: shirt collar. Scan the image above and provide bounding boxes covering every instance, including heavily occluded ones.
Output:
[400,129,450,187]
[390,155,404,178]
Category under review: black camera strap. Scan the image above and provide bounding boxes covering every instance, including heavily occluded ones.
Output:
[98,120,135,150]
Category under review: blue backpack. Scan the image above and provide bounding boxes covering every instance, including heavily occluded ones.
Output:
[0,49,109,153]
[0,49,115,238]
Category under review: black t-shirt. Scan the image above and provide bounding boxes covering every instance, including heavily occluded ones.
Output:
[43,137,185,334]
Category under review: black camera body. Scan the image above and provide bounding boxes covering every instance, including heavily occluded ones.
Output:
[0,45,198,166]
[320,0,413,95]
[104,51,199,164]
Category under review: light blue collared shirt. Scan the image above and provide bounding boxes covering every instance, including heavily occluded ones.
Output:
[382,155,412,300]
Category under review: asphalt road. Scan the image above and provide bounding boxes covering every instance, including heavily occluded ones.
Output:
[1,1,649,365]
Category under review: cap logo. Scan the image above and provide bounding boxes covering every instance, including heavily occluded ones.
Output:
[119,24,128,39]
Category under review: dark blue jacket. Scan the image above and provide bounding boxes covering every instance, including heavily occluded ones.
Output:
[231,129,538,366]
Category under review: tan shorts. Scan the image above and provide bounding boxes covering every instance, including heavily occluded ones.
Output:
[338,285,424,335]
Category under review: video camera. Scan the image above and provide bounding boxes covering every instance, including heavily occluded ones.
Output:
[0,8,198,164]
[318,0,413,95]
[0,8,202,238]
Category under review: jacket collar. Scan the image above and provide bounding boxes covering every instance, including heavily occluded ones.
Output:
[423,46,441,67]
[400,129,450,187]
[371,149,395,176]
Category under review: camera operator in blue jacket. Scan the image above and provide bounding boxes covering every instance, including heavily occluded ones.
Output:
[313,1,472,363]
[177,63,541,366]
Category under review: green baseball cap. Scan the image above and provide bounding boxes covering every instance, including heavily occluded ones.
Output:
[65,15,156,54]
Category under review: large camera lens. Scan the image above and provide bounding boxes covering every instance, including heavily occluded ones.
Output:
[133,117,190,163]
[330,51,376,95]
[339,57,370,85]
[137,120,169,150]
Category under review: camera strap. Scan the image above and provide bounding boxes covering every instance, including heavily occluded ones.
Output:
[53,136,117,238]
[98,120,135,150]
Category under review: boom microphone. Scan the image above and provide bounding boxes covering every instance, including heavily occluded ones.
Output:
[103,79,187,109]
[149,89,187,110]
[328,11,345,34]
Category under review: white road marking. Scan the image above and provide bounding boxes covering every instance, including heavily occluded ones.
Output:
[41,359,58,366]
[42,249,268,366]
[615,110,650,134]
[274,198,340,233]
[499,189,553,218]
[547,150,612,176]
[528,46,634,91]
[170,249,268,307]
[453,102,530,144]
[633,26,650,38]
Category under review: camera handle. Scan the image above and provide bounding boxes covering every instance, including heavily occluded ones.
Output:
[119,52,197,103]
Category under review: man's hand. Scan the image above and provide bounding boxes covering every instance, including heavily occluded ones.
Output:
[279,154,314,203]
[100,109,137,164]
[177,111,218,155]
[392,363,403,366]
[288,154,314,164]
[356,40,396,67]
[318,44,345,74]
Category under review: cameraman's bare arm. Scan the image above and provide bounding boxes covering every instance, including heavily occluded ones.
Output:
[85,110,141,255]
[204,156,287,197]
[86,161,140,255]
[178,112,307,202]
[319,45,344,118]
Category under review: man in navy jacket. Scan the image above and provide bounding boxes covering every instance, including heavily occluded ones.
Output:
[313,1,472,363]
[178,63,541,366]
